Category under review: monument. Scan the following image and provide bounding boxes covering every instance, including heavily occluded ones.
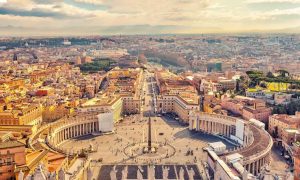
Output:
[148,116,152,150]
[123,114,175,162]
[143,116,156,153]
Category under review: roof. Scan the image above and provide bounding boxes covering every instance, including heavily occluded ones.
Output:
[0,140,25,149]
[209,141,226,149]
[226,153,243,163]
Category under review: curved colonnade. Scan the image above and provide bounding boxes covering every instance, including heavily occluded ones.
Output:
[45,113,99,155]
[189,112,273,176]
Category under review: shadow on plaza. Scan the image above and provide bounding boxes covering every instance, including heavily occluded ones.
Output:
[97,164,202,180]
[160,116,187,128]
[173,129,236,150]
[71,134,101,141]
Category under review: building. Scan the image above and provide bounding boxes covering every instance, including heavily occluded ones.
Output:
[79,95,123,124]
[246,89,265,99]
[222,96,271,122]
[157,94,199,123]
[242,100,272,123]
[15,150,70,180]
[155,70,200,123]
[268,112,300,139]
[282,129,300,146]
[0,141,26,179]
[294,142,300,180]
[78,68,143,130]
[0,104,43,133]
[215,79,236,92]
[274,92,292,105]
[81,56,92,64]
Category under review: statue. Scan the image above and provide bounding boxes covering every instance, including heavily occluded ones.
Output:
[137,166,144,180]
[148,165,155,180]
[33,164,47,180]
[58,168,65,180]
[179,167,185,180]
[162,166,169,180]
[49,172,56,180]
[87,167,93,180]
[187,167,195,180]
[121,166,128,180]
[18,170,24,180]
[110,166,117,180]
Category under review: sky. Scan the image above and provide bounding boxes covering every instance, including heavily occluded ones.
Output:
[0,0,300,36]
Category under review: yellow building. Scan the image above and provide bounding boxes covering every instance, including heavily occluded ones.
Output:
[0,104,43,133]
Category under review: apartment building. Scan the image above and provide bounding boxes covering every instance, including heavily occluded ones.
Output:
[155,70,200,123]
[0,104,43,133]
[0,141,26,179]
[269,112,300,139]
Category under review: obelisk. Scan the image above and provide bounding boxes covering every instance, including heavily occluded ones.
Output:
[147,116,152,151]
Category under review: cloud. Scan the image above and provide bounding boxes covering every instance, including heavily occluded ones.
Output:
[33,0,63,4]
[105,0,211,14]
[246,0,300,3]
[0,0,97,18]
[0,0,299,35]
[243,7,300,21]
[0,6,67,18]
[73,0,104,5]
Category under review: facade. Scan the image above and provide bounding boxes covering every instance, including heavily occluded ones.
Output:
[274,93,292,105]
[0,104,43,133]
[216,79,236,92]
[221,99,244,115]
[246,89,265,98]
[282,129,300,146]
[79,96,123,124]
[97,112,114,132]
[268,112,300,139]
[42,104,71,122]
[242,100,272,122]
[157,95,199,123]
[0,141,26,179]
[155,70,200,123]
[294,142,300,180]
[221,96,271,122]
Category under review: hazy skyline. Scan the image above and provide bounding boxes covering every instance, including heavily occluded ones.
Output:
[0,0,300,36]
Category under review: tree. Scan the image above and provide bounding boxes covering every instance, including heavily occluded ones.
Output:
[236,79,240,92]
[276,69,289,78]
[259,82,267,88]
[266,72,274,78]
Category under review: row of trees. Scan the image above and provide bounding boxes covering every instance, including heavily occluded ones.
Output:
[246,70,300,88]
[272,100,300,115]
[78,58,115,73]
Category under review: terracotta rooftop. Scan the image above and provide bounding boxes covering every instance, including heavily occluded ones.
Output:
[0,140,25,149]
